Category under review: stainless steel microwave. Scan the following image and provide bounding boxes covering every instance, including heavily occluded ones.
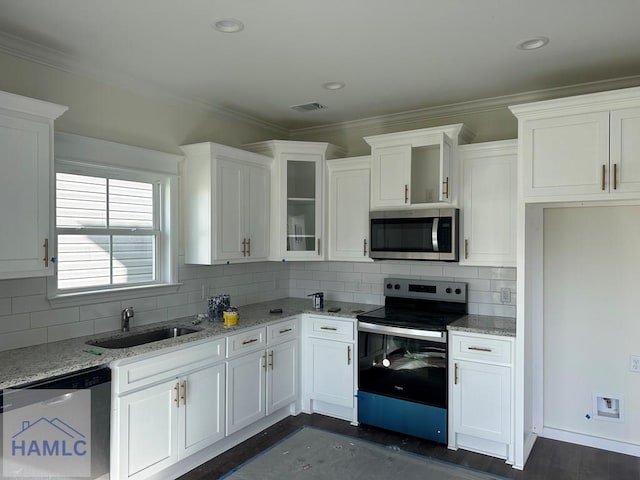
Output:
[369,208,459,261]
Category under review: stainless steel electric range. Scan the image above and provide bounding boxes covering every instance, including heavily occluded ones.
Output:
[357,277,467,444]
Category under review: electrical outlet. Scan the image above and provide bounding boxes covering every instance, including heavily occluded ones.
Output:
[630,355,640,373]
[500,288,511,304]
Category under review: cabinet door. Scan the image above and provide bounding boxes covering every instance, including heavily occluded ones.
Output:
[226,350,266,435]
[460,143,516,267]
[328,166,371,261]
[371,145,411,208]
[610,107,640,194]
[245,164,270,260]
[521,112,610,198]
[307,338,354,408]
[451,360,511,444]
[116,380,179,479]
[266,340,298,415]
[283,154,324,259]
[0,113,52,278]
[179,362,226,459]
[216,158,245,260]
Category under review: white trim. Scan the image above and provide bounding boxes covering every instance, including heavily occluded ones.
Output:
[0,90,67,119]
[46,282,182,308]
[55,132,181,176]
[543,427,640,457]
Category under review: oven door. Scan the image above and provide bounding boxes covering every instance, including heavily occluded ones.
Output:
[358,328,447,409]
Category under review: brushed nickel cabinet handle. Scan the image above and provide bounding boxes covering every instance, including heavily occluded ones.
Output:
[268,350,274,370]
[468,346,492,352]
[43,239,49,267]
[454,363,459,385]
[442,176,449,198]
[320,326,337,331]
[602,164,606,191]
[262,353,267,371]
[317,238,321,255]
[347,345,352,365]
[279,328,293,334]
[464,239,469,260]
[242,338,258,345]
[364,239,368,256]
[180,380,187,406]
[174,382,180,407]
[241,238,247,256]
[404,184,408,203]
[613,163,618,190]
[247,237,251,256]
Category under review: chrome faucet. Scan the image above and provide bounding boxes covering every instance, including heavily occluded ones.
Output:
[121,307,134,332]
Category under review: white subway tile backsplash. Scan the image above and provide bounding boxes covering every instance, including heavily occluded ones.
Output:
[478,267,516,280]
[0,298,10,316]
[353,263,381,274]
[478,303,516,317]
[156,292,189,308]
[94,316,121,334]
[443,265,479,278]
[336,272,363,283]
[134,308,168,327]
[0,328,47,352]
[0,313,30,334]
[121,296,157,313]
[31,307,79,328]
[353,293,383,305]
[326,262,354,272]
[0,277,46,298]
[409,264,444,277]
[379,262,412,275]
[323,291,355,302]
[289,269,315,280]
[48,320,95,343]
[304,262,330,271]
[319,280,345,292]
[79,301,121,321]
[311,270,338,282]
[361,273,385,284]
[12,294,52,314]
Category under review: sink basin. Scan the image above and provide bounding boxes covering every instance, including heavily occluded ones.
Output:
[87,326,200,349]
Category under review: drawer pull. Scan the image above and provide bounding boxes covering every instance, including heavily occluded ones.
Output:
[242,338,259,345]
[468,346,492,352]
[404,184,408,203]
[174,382,180,407]
[613,163,618,190]
[602,164,606,191]
[454,363,459,385]
[347,345,352,365]
[262,353,267,371]
[268,350,274,370]
[320,326,337,331]
[279,328,293,334]
[180,380,187,406]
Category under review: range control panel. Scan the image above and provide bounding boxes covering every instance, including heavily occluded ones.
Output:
[384,277,467,303]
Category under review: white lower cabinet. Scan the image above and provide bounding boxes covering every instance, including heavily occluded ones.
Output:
[302,315,356,422]
[226,320,299,435]
[448,331,514,464]
[112,340,226,480]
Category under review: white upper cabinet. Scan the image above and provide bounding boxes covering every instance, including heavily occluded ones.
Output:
[459,140,517,267]
[180,142,272,264]
[326,156,372,262]
[510,86,640,202]
[0,91,67,280]
[364,124,473,210]
[244,140,345,261]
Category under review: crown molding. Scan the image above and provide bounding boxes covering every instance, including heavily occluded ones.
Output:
[0,31,288,137]
[289,75,640,138]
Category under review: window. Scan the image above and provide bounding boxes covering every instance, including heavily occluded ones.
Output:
[55,172,159,291]
[50,132,180,301]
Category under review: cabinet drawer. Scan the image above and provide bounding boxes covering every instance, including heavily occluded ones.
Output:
[227,327,267,357]
[114,337,225,394]
[451,334,512,365]
[267,318,298,345]
[308,316,354,341]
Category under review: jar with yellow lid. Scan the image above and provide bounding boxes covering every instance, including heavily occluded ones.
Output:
[223,307,238,327]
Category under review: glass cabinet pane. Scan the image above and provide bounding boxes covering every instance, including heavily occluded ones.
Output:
[286,160,316,252]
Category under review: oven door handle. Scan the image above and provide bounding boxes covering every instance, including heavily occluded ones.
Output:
[357,321,446,343]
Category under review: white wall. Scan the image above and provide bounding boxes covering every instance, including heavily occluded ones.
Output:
[543,205,640,446]
[289,261,516,316]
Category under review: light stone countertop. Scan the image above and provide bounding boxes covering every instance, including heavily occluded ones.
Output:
[448,314,516,337]
[0,298,377,389]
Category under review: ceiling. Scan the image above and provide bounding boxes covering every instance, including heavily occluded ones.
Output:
[1,0,640,131]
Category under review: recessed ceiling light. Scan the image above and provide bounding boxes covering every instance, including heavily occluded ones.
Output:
[212,19,244,33]
[517,36,550,51]
[322,82,345,90]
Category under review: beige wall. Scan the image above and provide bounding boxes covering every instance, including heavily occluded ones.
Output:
[0,52,281,154]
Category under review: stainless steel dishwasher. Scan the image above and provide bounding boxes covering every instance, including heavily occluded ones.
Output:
[1,365,111,479]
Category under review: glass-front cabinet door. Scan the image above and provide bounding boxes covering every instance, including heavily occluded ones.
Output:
[283,154,323,258]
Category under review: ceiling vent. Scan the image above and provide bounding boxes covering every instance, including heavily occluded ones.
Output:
[291,102,327,113]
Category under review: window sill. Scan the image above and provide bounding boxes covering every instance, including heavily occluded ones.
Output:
[47,283,183,309]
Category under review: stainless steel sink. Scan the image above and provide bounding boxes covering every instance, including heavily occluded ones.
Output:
[87,326,200,349]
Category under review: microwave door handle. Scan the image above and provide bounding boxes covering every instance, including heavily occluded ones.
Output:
[431,217,439,252]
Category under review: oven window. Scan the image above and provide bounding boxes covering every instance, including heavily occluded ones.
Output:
[370,217,452,253]
[358,331,447,408]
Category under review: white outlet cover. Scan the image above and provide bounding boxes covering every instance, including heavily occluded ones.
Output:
[630,355,640,373]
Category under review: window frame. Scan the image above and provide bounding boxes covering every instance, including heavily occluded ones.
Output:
[47,133,181,307]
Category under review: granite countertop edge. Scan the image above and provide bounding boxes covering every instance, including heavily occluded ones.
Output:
[0,298,375,389]
[448,314,516,337]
